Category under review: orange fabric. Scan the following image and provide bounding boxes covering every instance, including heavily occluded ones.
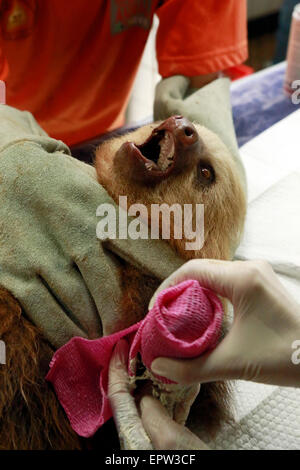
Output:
[156,0,248,77]
[0,0,247,146]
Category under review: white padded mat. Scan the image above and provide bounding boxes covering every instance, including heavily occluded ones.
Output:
[236,172,300,279]
[240,110,300,203]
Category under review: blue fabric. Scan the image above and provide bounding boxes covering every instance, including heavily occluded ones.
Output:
[231,63,298,147]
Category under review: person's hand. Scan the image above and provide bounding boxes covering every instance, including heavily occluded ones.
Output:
[149,260,300,388]
[108,339,209,450]
[0,106,183,348]
[154,75,246,187]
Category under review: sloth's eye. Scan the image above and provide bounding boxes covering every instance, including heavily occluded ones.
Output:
[198,164,215,185]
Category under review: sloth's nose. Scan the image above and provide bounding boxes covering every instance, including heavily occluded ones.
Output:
[159,115,199,147]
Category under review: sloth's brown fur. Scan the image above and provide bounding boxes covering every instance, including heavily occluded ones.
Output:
[0,288,81,450]
[0,122,246,449]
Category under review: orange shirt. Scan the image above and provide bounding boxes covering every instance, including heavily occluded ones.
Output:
[0,0,247,146]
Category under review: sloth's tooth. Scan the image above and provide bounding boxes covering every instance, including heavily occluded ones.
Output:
[145,162,154,171]
[156,133,175,170]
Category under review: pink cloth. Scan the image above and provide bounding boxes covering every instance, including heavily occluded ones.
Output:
[46,280,223,437]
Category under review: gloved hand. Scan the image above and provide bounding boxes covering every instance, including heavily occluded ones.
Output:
[0,80,5,104]
[154,75,246,188]
[108,339,209,450]
[0,105,183,349]
[149,259,300,388]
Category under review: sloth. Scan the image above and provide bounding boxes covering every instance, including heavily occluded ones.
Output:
[96,115,246,447]
[0,115,246,450]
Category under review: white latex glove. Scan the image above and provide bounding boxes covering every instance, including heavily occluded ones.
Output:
[108,339,209,450]
[149,260,300,388]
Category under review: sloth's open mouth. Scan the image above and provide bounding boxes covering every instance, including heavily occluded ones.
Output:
[115,116,199,182]
[133,129,175,173]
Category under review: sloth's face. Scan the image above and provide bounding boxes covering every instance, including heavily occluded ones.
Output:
[96,116,246,260]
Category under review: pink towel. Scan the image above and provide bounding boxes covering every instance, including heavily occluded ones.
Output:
[46,280,223,438]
